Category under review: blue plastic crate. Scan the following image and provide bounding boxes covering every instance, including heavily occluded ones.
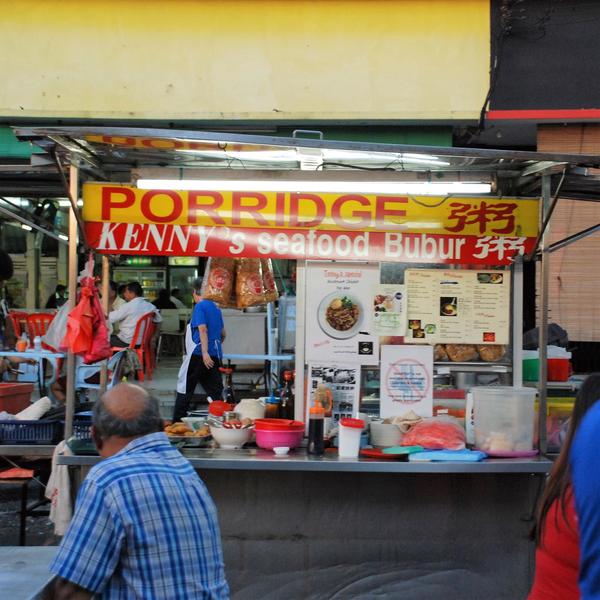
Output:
[72,420,92,441]
[0,420,61,445]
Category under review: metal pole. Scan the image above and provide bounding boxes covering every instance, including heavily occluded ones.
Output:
[512,257,524,387]
[538,173,551,455]
[294,260,306,424]
[100,255,110,392]
[64,164,79,440]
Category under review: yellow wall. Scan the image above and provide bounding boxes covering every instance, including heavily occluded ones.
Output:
[0,0,489,121]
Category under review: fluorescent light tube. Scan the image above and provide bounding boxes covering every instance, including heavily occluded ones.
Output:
[21,224,32,231]
[136,179,491,195]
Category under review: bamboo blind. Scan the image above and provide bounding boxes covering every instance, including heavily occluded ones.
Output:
[536,125,600,341]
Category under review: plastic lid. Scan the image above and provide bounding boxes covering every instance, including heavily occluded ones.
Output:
[266,395,280,404]
[340,417,365,429]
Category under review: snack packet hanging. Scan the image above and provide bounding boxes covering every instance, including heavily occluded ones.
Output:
[236,258,266,308]
[201,257,236,306]
[261,258,279,303]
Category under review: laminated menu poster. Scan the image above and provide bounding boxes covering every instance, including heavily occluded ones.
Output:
[306,262,380,365]
[405,269,510,345]
[380,345,433,418]
[306,362,361,424]
[372,284,406,337]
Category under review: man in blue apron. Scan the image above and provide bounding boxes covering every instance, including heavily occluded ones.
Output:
[172,279,225,422]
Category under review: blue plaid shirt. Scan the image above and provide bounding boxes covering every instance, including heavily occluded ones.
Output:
[50,432,229,599]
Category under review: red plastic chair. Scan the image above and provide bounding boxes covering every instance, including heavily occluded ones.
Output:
[8,311,29,339]
[26,313,55,349]
[111,312,156,382]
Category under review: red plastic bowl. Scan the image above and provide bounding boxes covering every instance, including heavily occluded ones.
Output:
[255,428,304,450]
[254,418,305,431]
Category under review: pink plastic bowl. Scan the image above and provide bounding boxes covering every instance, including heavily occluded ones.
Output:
[255,428,304,450]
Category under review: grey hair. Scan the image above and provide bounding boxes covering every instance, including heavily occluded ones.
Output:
[191,277,203,295]
[93,392,163,439]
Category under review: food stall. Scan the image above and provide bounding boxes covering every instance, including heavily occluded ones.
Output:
[13,126,600,597]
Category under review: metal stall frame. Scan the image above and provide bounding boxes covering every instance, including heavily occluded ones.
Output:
[12,126,600,451]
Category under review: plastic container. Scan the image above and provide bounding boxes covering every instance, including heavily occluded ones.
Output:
[369,421,403,448]
[535,397,574,453]
[264,395,281,419]
[338,417,365,458]
[255,427,304,450]
[548,358,571,382]
[0,382,34,414]
[0,420,61,444]
[473,386,536,453]
[522,350,540,381]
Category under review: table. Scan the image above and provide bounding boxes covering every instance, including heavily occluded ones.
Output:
[0,350,65,396]
[59,449,551,599]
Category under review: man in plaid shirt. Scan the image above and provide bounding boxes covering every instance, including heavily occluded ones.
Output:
[47,383,229,599]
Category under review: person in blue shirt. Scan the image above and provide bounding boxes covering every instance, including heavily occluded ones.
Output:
[570,375,600,599]
[172,278,226,422]
[48,383,229,599]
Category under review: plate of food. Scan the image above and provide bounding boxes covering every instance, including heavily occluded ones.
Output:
[318,292,363,339]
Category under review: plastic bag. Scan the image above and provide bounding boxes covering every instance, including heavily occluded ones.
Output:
[201,257,236,306]
[236,258,266,308]
[84,285,111,363]
[43,302,70,351]
[261,258,279,303]
[401,416,466,450]
[61,286,94,354]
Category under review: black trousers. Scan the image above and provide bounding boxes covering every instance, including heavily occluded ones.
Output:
[172,354,223,422]
[110,334,129,347]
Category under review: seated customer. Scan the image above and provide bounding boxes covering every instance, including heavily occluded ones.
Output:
[152,288,177,310]
[47,383,229,599]
[108,282,162,347]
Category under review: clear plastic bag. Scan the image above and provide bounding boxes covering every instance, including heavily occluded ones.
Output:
[402,416,466,450]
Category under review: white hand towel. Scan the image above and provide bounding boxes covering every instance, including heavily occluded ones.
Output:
[45,440,72,536]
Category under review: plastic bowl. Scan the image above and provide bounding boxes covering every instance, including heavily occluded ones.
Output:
[273,446,290,456]
[254,418,305,431]
[210,426,253,449]
[255,428,304,450]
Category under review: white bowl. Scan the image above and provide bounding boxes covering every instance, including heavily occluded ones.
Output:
[369,421,403,448]
[210,425,253,449]
[273,446,290,456]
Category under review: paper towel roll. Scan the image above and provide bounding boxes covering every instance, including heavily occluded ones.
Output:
[16,396,52,420]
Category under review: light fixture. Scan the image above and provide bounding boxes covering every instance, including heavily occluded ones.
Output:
[58,234,69,241]
[21,224,32,231]
[58,200,71,207]
[136,179,491,195]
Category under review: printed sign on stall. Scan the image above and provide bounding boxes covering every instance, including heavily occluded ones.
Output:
[82,183,539,265]
[307,362,361,425]
[405,269,511,345]
[380,345,433,418]
[306,262,380,365]
[372,284,406,336]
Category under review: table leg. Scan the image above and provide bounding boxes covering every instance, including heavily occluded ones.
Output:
[19,480,28,546]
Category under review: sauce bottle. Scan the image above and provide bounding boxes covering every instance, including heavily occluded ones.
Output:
[280,371,295,420]
[308,401,325,456]
[264,393,281,419]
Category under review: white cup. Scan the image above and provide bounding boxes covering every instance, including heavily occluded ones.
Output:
[339,419,364,458]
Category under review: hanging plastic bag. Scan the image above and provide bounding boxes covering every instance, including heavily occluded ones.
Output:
[84,284,111,363]
[201,257,236,306]
[236,258,266,308]
[61,286,94,354]
[261,258,279,303]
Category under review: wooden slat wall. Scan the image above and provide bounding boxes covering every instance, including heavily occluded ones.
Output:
[537,125,600,341]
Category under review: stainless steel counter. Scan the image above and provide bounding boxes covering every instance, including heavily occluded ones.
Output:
[0,445,56,457]
[58,447,552,473]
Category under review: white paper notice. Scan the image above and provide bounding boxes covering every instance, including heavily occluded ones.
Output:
[372,284,406,336]
[405,269,510,345]
[380,345,433,418]
[306,262,380,365]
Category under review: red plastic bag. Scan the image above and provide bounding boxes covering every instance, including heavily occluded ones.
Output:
[402,417,466,450]
[84,287,111,363]
[61,286,93,354]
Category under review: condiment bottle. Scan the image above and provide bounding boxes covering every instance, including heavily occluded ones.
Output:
[280,371,295,420]
[308,401,325,456]
[16,332,28,352]
[264,393,281,419]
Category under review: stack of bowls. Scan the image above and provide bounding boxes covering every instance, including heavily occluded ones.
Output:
[369,421,403,448]
[254,418,305,450]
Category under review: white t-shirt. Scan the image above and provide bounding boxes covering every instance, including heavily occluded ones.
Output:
[170,296,186,309]
[108,297,162,344]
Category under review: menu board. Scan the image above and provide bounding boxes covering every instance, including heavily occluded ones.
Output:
[372,284,406,337]
[405,269,510,345]
[305,262,380,365]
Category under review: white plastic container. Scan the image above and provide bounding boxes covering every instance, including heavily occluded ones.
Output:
[338,417,365,458]
[472,386,536,454]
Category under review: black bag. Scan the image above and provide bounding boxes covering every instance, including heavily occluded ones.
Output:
[523,323,569,350]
